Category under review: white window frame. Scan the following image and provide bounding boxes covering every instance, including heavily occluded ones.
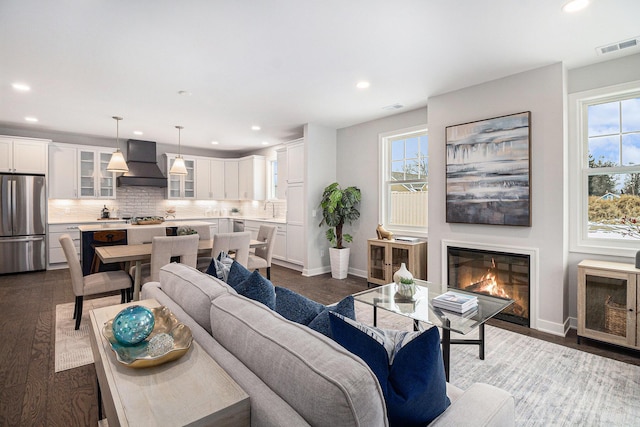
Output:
[569,80,640,257]
[378,124,428,238]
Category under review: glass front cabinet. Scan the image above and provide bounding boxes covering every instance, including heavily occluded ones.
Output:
[577,260,638,350]
[79,149,116,198]
[367,238,427,286]
[166,155,196,199]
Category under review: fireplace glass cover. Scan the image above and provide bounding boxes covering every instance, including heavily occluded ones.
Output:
[447,246,530,326]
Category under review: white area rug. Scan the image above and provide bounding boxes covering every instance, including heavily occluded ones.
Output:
[354,301,640,426]
[55,295,122,372]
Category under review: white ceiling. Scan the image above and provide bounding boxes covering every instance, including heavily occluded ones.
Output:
[1,0,639,152]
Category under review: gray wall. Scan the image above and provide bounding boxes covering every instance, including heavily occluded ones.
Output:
[426,63,567,335]
[336,108,428,277]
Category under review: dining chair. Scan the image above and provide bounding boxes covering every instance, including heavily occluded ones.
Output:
[131,234,199,284]
[247,225,277,279]
[127,227,167,244]
[211,231,250,268]
[190,225,215,271]
[59,234,132,330]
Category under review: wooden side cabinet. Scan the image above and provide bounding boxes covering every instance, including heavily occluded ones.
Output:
[367,238,427,286]
[577,260,638,350]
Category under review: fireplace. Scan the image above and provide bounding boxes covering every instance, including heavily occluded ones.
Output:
[447,246,530,327]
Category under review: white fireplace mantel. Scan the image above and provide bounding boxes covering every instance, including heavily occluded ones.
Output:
[441,239,539,330]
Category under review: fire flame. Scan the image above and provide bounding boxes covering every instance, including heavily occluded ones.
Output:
[475,271,511,299]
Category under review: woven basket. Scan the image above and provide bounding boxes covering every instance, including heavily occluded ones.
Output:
[604,295,626,336]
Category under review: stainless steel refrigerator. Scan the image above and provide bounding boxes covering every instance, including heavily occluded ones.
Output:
[0,174,46,274]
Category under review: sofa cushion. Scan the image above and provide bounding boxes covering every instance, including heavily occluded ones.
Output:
[275,286,355,337]
[205,252,234,282]
[209,293,388,427]
[329,313,450,427]
[233,270,276,310]
[159,263,236,334]
[226,260,252,289]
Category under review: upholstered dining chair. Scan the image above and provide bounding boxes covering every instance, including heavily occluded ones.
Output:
[211,231,250,267]
[190,225,216,271]
[131,234,199,285]
[59,234,132,330]
[127,226,167,244]
[247,225,277,279]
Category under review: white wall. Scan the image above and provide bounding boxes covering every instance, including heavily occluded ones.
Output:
[304,123,337,275]
[427,63,568,335]
[336,108,428,277]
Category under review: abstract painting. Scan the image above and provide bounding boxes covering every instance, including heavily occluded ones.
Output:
[446,111,531,226]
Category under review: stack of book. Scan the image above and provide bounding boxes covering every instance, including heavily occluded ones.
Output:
[432,291,478,313]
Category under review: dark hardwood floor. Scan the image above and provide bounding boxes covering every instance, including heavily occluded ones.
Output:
[0,264,638,425]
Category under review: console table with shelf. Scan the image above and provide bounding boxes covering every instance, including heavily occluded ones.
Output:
[577,260,639,350]
[367,238,427,286]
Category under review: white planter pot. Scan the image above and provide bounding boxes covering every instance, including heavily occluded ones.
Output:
[329,247,350,279]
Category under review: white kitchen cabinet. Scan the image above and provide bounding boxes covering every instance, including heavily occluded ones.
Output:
[286,183,304,225]
[0,136,49,174]
[224,160,239,200]
[48,223,82,268]
[166,155,196,199]
[78,148,116,198]
[276,147,287,200]
[238,155,265,200]
[272,224,287,261]
[286,140,304,184]
[196,157,225,200]
[49,144,78,199]
[219,218,232,233]
[244,220,261,240]
[286,224,304,265]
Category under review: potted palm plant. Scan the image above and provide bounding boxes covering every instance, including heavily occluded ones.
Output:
[319,182,361,279]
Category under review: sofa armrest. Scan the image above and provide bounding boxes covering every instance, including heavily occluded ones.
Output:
[429,383,514,427]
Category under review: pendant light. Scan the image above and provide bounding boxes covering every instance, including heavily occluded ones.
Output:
[169,125,188,175]
[106,116,129,173]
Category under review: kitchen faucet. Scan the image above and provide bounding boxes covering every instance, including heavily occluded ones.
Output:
[264,201,275,218]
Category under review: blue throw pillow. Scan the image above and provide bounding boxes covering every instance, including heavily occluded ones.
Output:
[275,286,355,337]
[234,270,276,310]
[226,261,252,289]
[329,313,450,427]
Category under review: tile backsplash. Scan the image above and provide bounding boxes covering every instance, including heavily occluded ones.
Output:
[48,186,287,223]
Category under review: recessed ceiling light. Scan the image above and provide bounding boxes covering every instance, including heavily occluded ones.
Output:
[261,141,269,145]
[177,90,192,96]
[211,141,219,145]
[12,83,31,92]
[133,131,143,135]
[562,0,589,13]
[24,116,38,122]
[356,81,370,89]
[251,125,261,131]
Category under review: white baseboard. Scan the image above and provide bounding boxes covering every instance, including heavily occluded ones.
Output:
[535,317,569,337]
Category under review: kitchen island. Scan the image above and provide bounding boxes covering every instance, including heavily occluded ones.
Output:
[78,221,213,276]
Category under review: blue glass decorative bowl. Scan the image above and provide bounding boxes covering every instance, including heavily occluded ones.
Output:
[112,305,155,345]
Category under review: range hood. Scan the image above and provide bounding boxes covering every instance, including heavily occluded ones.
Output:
[117,139,168,188]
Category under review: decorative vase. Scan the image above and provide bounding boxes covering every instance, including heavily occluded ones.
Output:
[329,247,350,279]
[397,281,417,300]
[393,263,413,284]
[112,305,155,345]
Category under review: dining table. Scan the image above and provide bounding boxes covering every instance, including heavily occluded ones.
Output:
[95,238,266,300]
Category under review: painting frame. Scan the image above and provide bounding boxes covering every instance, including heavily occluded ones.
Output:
[445,111,531,226]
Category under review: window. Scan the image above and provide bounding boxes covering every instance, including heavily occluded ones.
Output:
[570,82,640,255]
[379,126,428,235]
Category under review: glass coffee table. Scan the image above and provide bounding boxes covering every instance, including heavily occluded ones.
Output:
[353,279,513,381]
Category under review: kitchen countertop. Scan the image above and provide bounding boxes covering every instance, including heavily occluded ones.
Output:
[77,220,213,232]
[49,216,286,226]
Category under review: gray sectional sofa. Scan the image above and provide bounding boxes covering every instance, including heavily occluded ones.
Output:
[141,263,514,426]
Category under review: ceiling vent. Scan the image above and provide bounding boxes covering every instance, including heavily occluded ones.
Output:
[382,103,404,110]
[596,36,640,55]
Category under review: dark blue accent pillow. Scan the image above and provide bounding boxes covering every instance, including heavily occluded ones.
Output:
[275,286,355,337]
[234,270,276,310]
[226,261,252,290]
[329,313,450,427]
